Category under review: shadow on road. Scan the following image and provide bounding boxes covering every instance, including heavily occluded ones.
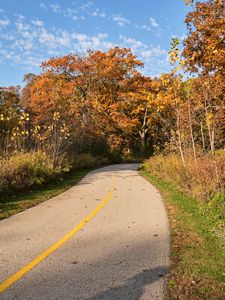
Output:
[76,163,140,186]
[88,266,168,300]
[0,163,169,300]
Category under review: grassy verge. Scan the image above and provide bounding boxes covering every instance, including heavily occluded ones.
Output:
[0,168,90,220]
[140,168,225,300]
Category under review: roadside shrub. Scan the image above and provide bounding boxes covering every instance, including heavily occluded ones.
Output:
[144,152,225,202]
[0,151,54,194]
[72,153,97,170]
[70,153,108,170]
[0,151,109,198]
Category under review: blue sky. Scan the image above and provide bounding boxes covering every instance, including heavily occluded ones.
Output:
[0,1,190,87]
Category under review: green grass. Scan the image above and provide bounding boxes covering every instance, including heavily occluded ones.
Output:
[140,168,225,300]
[0,169,91,220]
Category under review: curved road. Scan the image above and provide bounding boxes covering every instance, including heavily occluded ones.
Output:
[0,164,169,300]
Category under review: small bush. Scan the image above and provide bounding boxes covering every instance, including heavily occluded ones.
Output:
[0,151,54,194]
[0,152,109,197]
[72,153,97,170]
[0,151,109,198]
[68,153,107,170]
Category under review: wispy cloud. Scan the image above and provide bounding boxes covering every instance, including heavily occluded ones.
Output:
[51,4,61,14]
[119,35,144,49]
[47,3,80,21]
[31,19,44,27]
[0,13,114,69]
[64,8,78,20]
[112,15,130,27]
[40,3,48,11]
[0,17,10,27]
[80,1,94,10]
[141,50,152,58]
[119,34,169,76]
[92,9,106,18]
[135,17,161,37]
[73,33,113,51]
[119,35,166,55]
[135,24,151,32]
[0,2,172,79]
[150,17,159,28]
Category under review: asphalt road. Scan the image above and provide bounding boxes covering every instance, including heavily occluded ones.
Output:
[0,164,169,300]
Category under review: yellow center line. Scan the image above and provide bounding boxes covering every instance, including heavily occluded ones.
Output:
[0,178,114,293]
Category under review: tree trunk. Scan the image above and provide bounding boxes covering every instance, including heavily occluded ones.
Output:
[139,107,149,156]
[188,97,197,164]
[200,121,205,152]
[211,125,215,155]
[175,98,186,168]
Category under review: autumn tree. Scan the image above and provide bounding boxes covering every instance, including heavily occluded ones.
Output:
[183,0,225,154]
[183,0,225,77]
[22,47,145,163]
[0,86,21,155]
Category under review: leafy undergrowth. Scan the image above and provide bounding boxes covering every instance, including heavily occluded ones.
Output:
[0,151,107,196]
[141,168,225,300]
[144,152,225,203]
[0,168,89,220]
[0,151,110,220]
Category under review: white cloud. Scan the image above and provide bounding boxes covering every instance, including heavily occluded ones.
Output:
[16,20,30,32]
[92,9,106,18]
[99,13,106,18]
[39,30,58,48]
[1,32,14,41]
[97,33,108,39]
[0,9,169,78]
[13,39,34,50]
[67,8,76,14]
[31,20,44,27]
[119,35,144,50]
[80,1,94,10]
[64,8,78,20]
[0,14,106,68]
[57,31,71,47]
[119,34,169,75]
[141,50,152,58]
[134,17,162,37]
[51,4,61,14]
[73,33,88,43]
[14,13,25,21]
[135,24,152,32]
[72,32,112,52]
[120,35,167,57]
[112,15,130,27]
[150,17,159,28]
[40,3,48,11]
[0,17,10,27]
[0,49,12,59]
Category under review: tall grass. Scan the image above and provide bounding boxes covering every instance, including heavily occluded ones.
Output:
[144,152,225,202]
[0,151,107,196]
[0,152,54,194]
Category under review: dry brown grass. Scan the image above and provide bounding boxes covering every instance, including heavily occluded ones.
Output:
[0,151,53,194]
[145,151,225,202]
[0,152,105,196]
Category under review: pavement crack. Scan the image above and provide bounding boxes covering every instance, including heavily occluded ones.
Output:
[115,259,126,266]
